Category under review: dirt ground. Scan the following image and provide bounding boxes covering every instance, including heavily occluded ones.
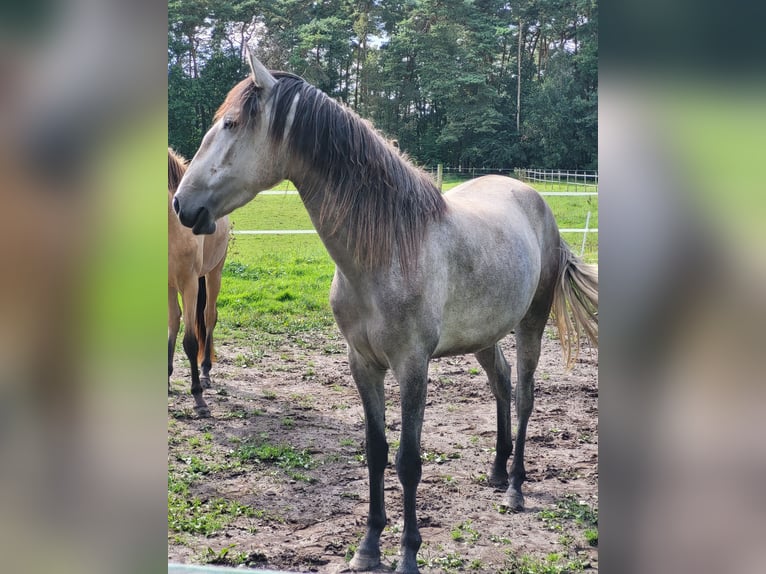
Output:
[168,325,598,573]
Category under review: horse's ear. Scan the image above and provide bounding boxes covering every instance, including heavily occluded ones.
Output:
[246,47,276,91]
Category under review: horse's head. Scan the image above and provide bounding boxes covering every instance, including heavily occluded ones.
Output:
[173,50,288,234]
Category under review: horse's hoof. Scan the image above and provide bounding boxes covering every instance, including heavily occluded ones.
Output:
[200,377,212,389]
[349,549,381,571]
[394,557,420,574]
[194,405,211,418]
[505,491,525,512]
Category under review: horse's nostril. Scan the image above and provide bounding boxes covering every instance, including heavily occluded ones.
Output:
[172,196,181,215]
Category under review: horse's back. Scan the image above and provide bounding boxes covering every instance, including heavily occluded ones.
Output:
[445,176,551,227]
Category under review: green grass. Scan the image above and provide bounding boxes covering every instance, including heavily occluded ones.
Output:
[216,233,336,339]
[168,473,256,535]
[538,494,598,548]
[233,440,316,482]
[501,553,587,574]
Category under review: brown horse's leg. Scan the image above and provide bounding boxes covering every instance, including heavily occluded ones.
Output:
[393,357,429,574]
[180,280,209,417]
[200,257,225,387]
[475,344,513,488]
[348,349,388,572]
[168,286,181,392]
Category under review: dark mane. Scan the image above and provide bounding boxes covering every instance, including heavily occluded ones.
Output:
[216,73,447,273]
[269,74,447,273]
[168,147,187,192]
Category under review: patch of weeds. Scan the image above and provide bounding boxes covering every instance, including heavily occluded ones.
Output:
[468,367,481,376]
[539,494,598,532]
[344,543,358,562]
[262,389,277,400]
[168,495,256,536]
[422,450,461,464]
[489,534,512,545]
[218,408,247,420]
[234,353,253,368]
[544,327,559,341]
[539,495,598,550]
[471,472,488,485]
[177,455,241,477]
[289,393,315,409]
[469,435,480,446]
[442,475,459,490]
[203,544,248,566]
[469,558,484,570]
[171,408,195,420]
[339,438,357,448]
[501,552,587,574]
[322,342,345,354]
[450,519,480,544]
[281,417,295,428]
[234,441,315,481]
[584,528,598,547]
[418,551,466,572]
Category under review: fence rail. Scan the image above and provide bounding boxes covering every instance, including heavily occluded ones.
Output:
[515,168,599,187]
[235,169,598,255]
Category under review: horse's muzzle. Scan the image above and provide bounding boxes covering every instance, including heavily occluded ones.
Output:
[175,200,217,235]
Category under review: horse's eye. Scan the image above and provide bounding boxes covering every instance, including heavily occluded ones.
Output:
[223,118,236,130]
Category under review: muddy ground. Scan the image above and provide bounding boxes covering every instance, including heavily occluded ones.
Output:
[168,325,598,573]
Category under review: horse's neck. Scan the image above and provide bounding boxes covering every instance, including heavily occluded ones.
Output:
[290,167,362,280]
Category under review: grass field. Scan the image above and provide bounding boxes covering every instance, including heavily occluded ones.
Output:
[212,176,598,339]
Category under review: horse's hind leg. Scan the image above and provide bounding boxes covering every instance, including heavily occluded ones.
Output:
[347,349,388,572]
[181,281,210,417]
[507,313,548,511]
[475,344,513,488]
[200,261,224,388]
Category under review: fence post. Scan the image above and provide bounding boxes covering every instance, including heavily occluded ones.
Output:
[580,210,591,257]
[436,164,443,190]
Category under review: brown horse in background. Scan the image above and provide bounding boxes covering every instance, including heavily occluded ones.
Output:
[168,148,230,417]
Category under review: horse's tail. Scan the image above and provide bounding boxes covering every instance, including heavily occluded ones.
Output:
[551,238,598,368]
[195,276,208,364]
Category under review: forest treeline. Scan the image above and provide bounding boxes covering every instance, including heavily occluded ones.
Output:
[169,0,597,169]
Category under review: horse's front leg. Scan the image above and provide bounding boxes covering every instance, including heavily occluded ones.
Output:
[348,349,388,571]
[393,357,429,574]
[168,286,181,392]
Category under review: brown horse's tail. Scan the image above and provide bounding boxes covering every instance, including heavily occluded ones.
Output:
[194,276,209,364]
[551,238,598,368]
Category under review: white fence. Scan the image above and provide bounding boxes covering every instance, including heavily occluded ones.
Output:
[233,169,598,255]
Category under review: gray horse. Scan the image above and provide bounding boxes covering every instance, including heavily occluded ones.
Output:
[173,51,598,574]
